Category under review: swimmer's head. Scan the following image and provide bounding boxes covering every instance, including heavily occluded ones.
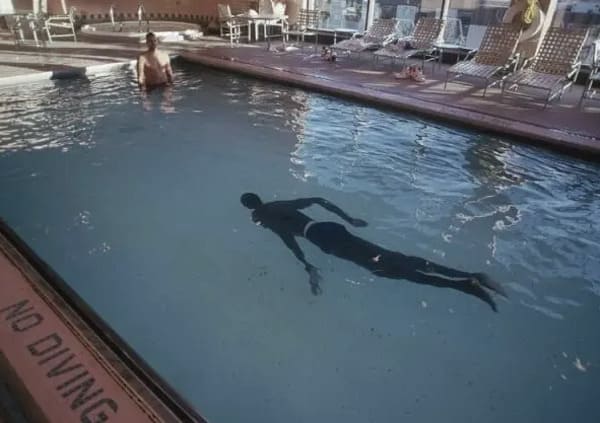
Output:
[241,193,262,209]
[146,32,157,50]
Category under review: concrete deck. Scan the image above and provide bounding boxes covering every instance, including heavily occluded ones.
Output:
[0,33,598,158]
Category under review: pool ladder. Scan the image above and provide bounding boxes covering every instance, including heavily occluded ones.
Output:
[137,3,150,33]
[109,4,123,32]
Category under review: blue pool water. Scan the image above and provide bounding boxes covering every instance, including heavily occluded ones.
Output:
[1,63,599,423]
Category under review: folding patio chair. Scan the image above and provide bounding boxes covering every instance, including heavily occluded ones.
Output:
[579,39,600,109]
[502,26,590,108]
[444,24,522,96]
[44,4,77,42]
[217,3,249,44]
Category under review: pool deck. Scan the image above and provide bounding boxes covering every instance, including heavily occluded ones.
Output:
[0,33,598,156]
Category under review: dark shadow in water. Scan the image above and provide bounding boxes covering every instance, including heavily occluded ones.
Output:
[241,193,507,311]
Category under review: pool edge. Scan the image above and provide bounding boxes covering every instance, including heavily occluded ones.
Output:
[0,61,136,87]
[0,219,208,423]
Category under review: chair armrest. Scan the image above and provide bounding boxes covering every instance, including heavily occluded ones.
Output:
[464,49,477,61]
[567,61,582,79]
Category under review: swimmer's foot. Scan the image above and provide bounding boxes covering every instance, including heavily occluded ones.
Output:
[473,273,507,298]
[464,273,508,312]
[464,281,498,312]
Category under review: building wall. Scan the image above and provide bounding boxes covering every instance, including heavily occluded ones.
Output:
[46,0,298,23]
[48,0,220,20]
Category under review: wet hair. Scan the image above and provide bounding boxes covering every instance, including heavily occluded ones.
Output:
[146,32,156,40]
[240,193,262,209]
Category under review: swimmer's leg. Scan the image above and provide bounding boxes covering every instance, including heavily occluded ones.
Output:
[410,270,499,312]
[377,255,504,311]
[408,256,507,298]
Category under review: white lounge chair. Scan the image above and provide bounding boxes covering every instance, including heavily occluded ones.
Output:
[44,1,76,42]
[217,3,249,44]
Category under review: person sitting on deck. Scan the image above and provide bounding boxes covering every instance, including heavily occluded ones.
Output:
[137,32,173,89]
[241,193,507,311]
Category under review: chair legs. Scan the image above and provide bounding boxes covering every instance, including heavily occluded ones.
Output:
[579,77,596,109]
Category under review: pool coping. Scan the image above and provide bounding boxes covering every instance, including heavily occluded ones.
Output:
[0,220,208,423]
[0,60,135,87]
[181,51,600,159]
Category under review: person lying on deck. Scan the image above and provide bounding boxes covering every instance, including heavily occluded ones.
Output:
[137,32,173,89]
[240,193,507,311]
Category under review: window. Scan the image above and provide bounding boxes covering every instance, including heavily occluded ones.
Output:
[314,0,369,30]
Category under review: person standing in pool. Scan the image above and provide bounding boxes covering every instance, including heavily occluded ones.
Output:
[137,32,173,89]
[240,193,507,311]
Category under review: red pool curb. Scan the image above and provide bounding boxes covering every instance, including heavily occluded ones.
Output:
[0,223,206,423]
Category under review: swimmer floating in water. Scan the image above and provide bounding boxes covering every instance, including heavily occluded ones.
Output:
[241,193,507,311]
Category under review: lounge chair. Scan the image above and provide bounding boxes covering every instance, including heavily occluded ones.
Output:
[250,0,285,42]
[579,39,600,109]
[502,26,589,108]
[444,24,521,96]
[217,3,249,44]
[373,17,443,70]
[331,18,398,57]
[44,3,76,42]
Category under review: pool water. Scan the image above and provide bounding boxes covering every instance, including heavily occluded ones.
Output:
[1,63,599,423]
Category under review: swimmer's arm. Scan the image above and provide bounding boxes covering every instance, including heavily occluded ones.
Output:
[279,233,311,269]
[137,56,145,87]
[279,234,322,295]
[291,198,367,227]
[163,55,174,84]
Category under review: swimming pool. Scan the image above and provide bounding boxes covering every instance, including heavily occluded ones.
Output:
[1,63,599,422]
